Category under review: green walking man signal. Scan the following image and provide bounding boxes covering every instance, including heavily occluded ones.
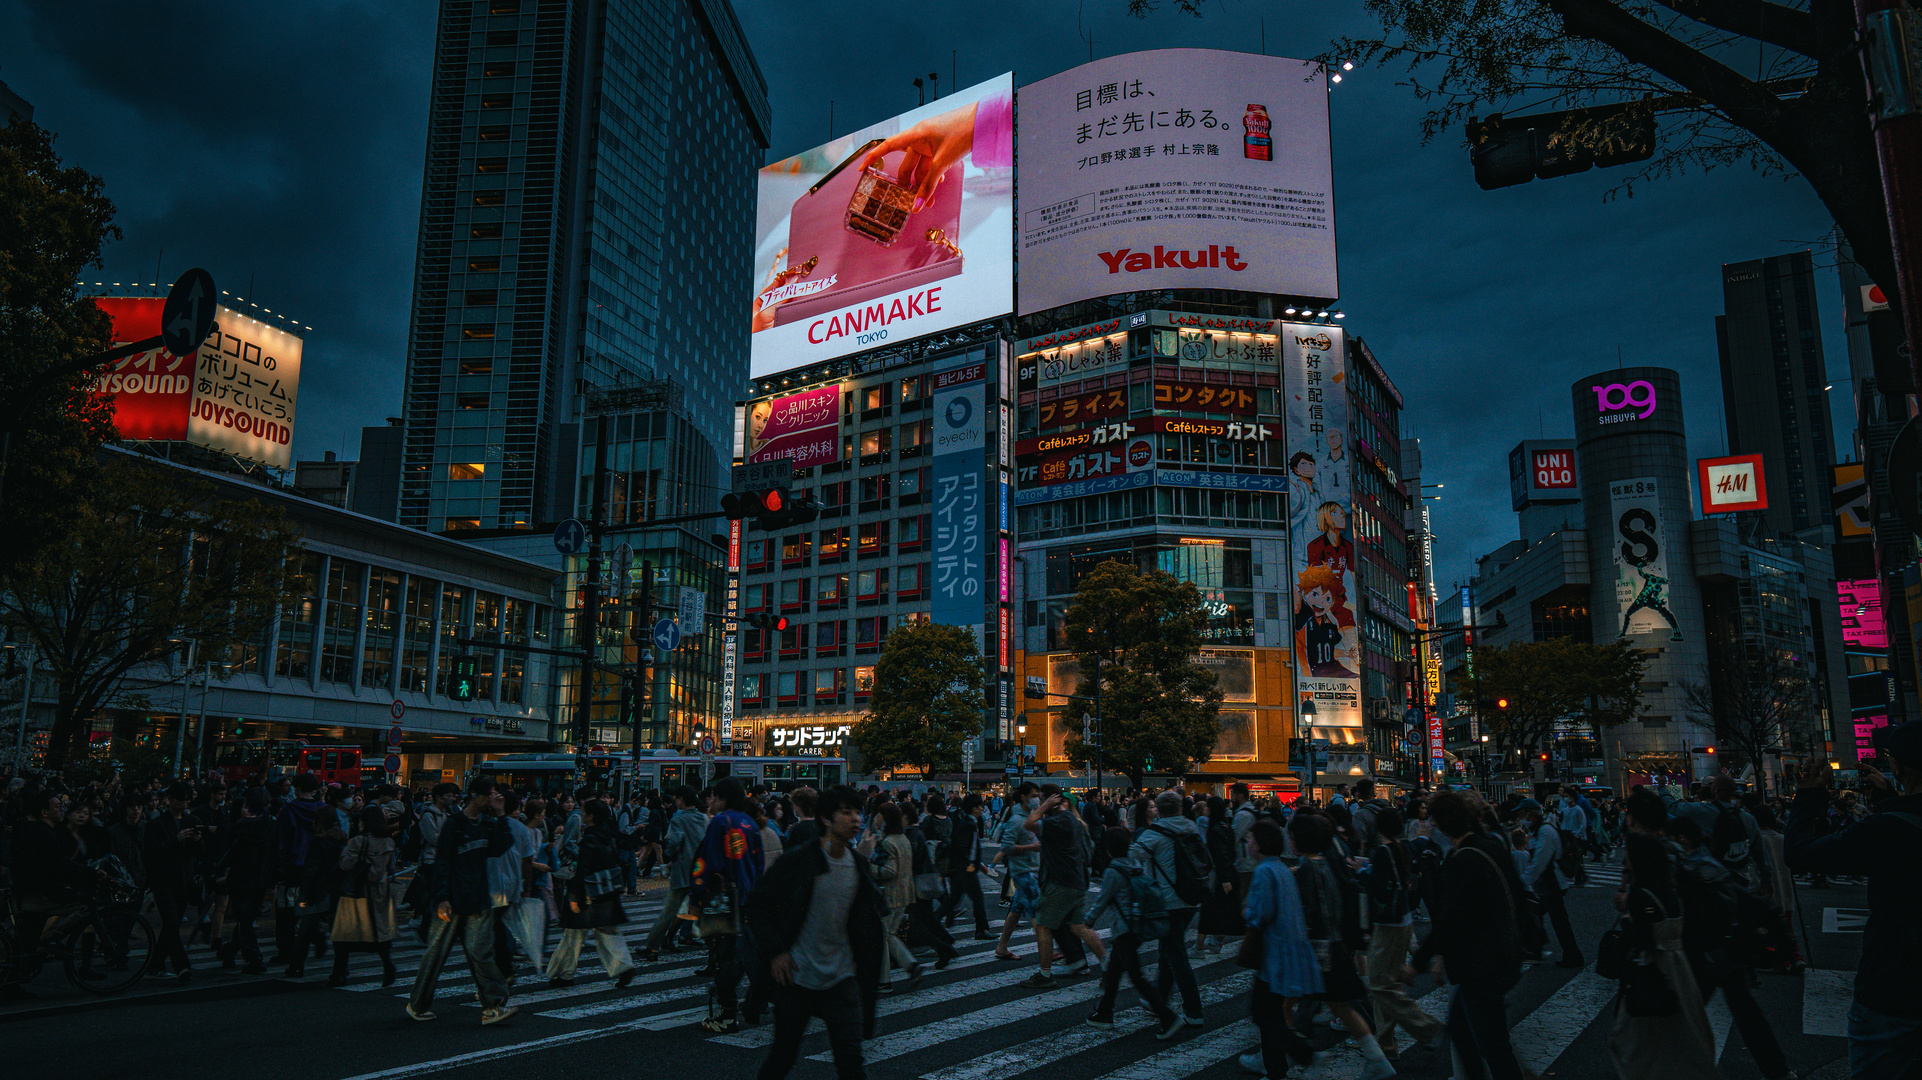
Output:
[452,655,481,701]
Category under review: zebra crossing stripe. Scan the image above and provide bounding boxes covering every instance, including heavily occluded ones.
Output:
[532,980,708,1019]
[1084,1017,1257,1080]
[1802,969,1851,1037]
[1509,968,1616,1074]
[921,973,1255,1080]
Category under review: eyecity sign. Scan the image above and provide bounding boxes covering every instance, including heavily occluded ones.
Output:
[1593,380,1657,422]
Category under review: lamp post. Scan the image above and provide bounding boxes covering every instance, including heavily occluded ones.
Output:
[1299,694,1319,804]
[7,640,34,761]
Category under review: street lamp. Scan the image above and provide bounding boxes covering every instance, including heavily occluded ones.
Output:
[1299,695,1318,803]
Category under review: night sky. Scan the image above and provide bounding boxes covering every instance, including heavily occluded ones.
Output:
[0,0,1855,588]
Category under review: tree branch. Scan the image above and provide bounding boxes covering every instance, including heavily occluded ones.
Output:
[1545,0,1794,142]
[1648,0,1818,57]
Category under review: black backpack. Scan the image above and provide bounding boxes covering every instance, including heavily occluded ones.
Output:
[1147,823,1215,905]
[1554,825,1585,880]
[1710,804,1752,872]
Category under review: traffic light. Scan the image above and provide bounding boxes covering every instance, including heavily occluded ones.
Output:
[1495,698,1510,710]
[452,655,480,701]
[1467,100,1655,190]
[620,676,641,727]
[1692,746,1717,756]
[747,612,789,633]
[722,488,823,531]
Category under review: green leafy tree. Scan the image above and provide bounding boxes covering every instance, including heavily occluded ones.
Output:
[0,119,122,576]
[1128,0,1897,293]
[0,455,300,769]
[1061,560,1223,787]
[1683,649,1819,772]
[852,621,987,777]
[1454,637,1645,771]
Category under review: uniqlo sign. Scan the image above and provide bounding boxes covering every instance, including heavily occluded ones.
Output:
[1532,449,1576,490]
[1698,453,1768,514]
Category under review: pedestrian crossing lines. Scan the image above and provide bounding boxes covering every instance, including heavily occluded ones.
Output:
[1578,861,1624,888]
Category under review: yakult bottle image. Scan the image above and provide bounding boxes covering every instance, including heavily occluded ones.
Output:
[1243,103,1272,160]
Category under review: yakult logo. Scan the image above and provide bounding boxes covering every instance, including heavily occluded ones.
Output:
[1593,380,1657,421]
[1098,245,1248,274]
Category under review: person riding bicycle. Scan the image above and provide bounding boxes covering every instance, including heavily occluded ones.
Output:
[11,790,108,952]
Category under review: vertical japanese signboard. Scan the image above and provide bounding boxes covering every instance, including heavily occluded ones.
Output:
[1282,324,1359,727]
[93,298,303,467]
[1610,478,1681,639]
[932,360,988,649]
[721,520,741,745]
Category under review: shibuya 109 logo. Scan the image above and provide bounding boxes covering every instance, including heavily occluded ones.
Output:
[1593,380,1658,423]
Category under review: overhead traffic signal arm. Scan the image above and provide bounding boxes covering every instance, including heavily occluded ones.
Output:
[1466,99,1656,190]
[722,486,821,531]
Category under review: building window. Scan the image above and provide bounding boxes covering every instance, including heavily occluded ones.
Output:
[854,666,876,696]
[459,358,492,375]
[464,289,498,306]
[475,158,509,174]
[485,28,518,46]
[898,515,924,547]
[458,394,489,410]
[779,622,805,658]
[444,518,480,531]
[321,559,365,685]
[777,671,802,701]
[860,475,891,503]
[470,222,502,239]
[819,526,849,561]
[898,467,923,504]
[818,573,847,608]
[816,621,845,656]
[477,125,510,142]
[898,563,924,598]
[901,376,924,403]
[449,462,486,480]
[858,520,890,554]
[856,616,888,653]
[400,576,434,694]
[468,256,501,271]
[782,533,810,567]
[745,582,770,611]
[435,583,467,696]
[483,62,516,77]
[462,325,496,340]
[472,191,506,207]
[480,95,513,110]
[742,672,767,707]
[815,668,846,704]
[362,569,401,691]
[863,386,889,413]
[857,568,889,603]
[275,552,322,681]
[861,429,891,456]
[746,539,769,570]
[780,578,810,611]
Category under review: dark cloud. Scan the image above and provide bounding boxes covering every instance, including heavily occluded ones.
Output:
[0,0,1850,582]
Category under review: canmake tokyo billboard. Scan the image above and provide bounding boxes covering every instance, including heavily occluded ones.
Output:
[750,73,1014,376]
[1016,50,1337,314]
[92,298,303,468]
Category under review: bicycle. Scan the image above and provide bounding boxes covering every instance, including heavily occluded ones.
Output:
[0,856,157,996]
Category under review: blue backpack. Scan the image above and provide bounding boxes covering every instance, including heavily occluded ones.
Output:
[1120,864,1172,939]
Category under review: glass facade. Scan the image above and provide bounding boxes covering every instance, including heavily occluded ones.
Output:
[401,0,770,532]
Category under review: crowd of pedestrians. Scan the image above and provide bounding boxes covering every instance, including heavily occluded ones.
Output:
[2,719,1918,1080]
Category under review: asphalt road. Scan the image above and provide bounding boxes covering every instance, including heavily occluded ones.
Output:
[2,864,1864,1080]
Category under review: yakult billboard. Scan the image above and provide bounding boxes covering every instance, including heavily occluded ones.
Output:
[1016,50,1337,314]
[751,73,1014,376]
[93,298,303,468]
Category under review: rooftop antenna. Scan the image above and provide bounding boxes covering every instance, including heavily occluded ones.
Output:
[929,71,939,100]
[952,50,957,91]
[913,77,925,106]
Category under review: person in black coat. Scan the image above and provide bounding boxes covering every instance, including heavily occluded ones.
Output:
[1412,791,1527,1080]
[743,787,885,1080]
[215,790,279,973]
[937,794,992,937]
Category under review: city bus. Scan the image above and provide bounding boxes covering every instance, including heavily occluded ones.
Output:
[472,750,847,797]
[213,739,365,787]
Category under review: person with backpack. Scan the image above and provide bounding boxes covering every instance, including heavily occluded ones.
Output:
[1520,799,1584,968]
[1674,775,1774,896]
[285,799,348,978]
[1082,826,1185,1038]
[616,791,649,894]
[1663,813,1794,1080]
[399,783,458,921]
[1130,789,1209,1027]
[1413,791,1528,1080]
[546,799,637,990]
[899,800,961,967]
[1784,721,1922,1080]
[1021,784,1106,988]
[640,786,706,961]
[936,794,993,938]
[1359,806,1445,1059]
[329,805,399,987]
[1196,794,1243,956]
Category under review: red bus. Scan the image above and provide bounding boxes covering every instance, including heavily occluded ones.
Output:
[214,739,365,788]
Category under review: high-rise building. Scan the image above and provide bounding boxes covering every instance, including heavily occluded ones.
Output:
[0,72,31,123]
[397,0,770,534]
[1716,252,1835,541]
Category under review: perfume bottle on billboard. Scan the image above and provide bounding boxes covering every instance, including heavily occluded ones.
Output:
[1243,104,1272,161]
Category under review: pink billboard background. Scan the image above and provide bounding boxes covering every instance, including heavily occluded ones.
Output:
[1838,579,1886,649]
[746,384,842,470]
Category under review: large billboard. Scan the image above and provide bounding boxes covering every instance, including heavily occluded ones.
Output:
[1609,477,1682,640]
[1016,50,1336,315]
[932,360,989,648]
[93,298,303,468]
[1839,579,1887,649]
[1282,323,1360,728]
[745,385,842,470]
[751,73,1014,376]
